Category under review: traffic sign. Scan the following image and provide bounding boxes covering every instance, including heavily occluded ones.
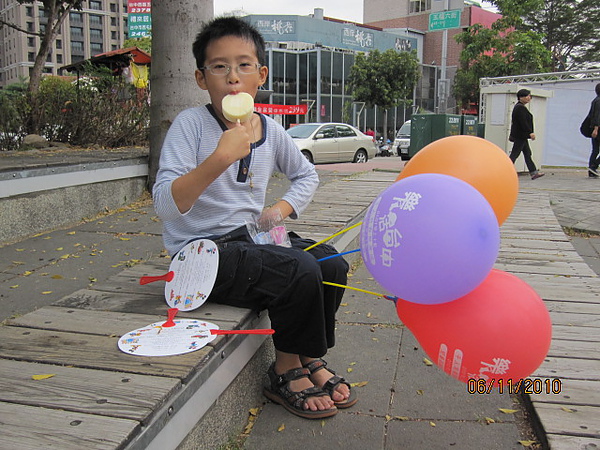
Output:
[429,10,462,31]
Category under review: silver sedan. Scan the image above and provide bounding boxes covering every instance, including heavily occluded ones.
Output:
[287,123,377,164]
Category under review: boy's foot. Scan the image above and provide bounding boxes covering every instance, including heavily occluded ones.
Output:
[588,167,599,177]
[263,364,337,419]
[531,172,545,180]
[303,359,358,409]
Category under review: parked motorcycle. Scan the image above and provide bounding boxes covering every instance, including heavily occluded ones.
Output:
[376,137,392,157]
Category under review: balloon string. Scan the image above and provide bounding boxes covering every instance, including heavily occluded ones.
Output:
[317,248,361,262]
[303,222,362,252]
[323,281,397,301]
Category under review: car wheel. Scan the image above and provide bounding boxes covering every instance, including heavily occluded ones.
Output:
[301,150,314,164]
[353,149,368,163]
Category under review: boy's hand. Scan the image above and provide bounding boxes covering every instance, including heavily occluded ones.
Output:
[215,122,252,164]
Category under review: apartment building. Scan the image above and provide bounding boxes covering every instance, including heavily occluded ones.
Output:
[0,0,129,88]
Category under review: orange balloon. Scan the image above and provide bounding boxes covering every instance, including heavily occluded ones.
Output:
[397,136,518,225]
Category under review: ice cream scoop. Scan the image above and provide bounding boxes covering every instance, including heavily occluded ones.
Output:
[222,92,255,123]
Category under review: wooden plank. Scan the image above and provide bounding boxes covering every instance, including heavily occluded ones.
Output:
[6,306,239,337]
[0,402,138,450]
[53,289,253,322]
[547,339,600,359]
[530,379,600,408]
[547,434,600,450]
[546,301,600,315]
[534,357,600,381]
[549,310,600,327]
[533,403,600,438]
[0,359,179,421]
[551,325,600,343]
[0,326,210,380]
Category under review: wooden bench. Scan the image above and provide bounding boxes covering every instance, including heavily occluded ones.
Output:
[0,170,393,449]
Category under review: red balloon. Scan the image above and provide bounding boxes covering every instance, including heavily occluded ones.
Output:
[395,269,552,384]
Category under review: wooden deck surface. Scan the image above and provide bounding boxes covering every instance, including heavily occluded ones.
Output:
[499,191,600,450]
[0,170,598,449]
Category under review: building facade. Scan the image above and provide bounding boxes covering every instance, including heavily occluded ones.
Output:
[0,0,128,87]
[246,11,419,134]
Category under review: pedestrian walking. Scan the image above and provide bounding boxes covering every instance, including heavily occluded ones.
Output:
[509,89,544,180]
[586,83,600,178]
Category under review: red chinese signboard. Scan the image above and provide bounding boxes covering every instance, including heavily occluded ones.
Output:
[254,104,308,115]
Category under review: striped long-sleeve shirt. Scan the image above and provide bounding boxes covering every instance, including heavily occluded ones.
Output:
[153,105,319,256]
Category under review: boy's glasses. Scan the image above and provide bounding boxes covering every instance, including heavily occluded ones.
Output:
[201,62,261,76]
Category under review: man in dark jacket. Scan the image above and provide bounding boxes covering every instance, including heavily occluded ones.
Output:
[587,83,600,178]
[509,89,544,180]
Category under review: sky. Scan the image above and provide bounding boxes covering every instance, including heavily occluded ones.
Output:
[214,1,364,24]
[213,1,496,24]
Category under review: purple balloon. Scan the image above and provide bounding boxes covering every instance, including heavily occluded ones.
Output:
[360,173,500,304]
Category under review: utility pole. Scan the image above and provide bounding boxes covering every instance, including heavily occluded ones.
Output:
[438,0,449,114]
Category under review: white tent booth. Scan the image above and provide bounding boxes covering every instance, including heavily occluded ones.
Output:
[480,70,600,168]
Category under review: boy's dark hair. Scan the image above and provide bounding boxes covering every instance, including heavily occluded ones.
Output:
[595,83,600,96]
[192,16,267,70]
[517,88,531,99]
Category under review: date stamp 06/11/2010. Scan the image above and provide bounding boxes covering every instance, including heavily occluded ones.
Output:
[467,377,563,395]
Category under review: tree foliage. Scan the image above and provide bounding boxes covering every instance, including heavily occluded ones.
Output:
[347,49,420,137]
[453,19,552,109]
[348,49,420,109]
[486,0,600,71]
[124,36,152,54]
[0,1,85,133]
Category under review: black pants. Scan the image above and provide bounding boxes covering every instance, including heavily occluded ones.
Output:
[589,136,600,171]
[204,226,349,358]
[509,138,538,173]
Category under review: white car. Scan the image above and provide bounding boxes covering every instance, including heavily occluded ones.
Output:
[287,123,377,164]
[393,120,411,160]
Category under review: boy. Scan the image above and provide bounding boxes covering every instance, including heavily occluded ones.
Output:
[153,16,356,419]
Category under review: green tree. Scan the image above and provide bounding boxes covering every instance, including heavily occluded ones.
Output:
[124,36,152,54]
[347,49,420,140]
[486,0,599,70]
[453,18,552,109]
[0,1,84,133]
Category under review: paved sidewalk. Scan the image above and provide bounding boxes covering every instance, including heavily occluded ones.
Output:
[1,157,600,449]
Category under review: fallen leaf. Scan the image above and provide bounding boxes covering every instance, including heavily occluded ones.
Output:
[51,275,63,279]
[340,303,348,307]
[349,362,357,366]
[249,408,259,416]
[119,237,131,241]
[484,417,495,424]
[67,231,76,235]
[367,312,372,318]
[560,406,574,413]
[16,249,24,252]
[499,408,518,414]
[10,285,19,289]
[321,420,326,427]
[277,423,285,432]
[347,368,353,373]
[41,291,53,295]
[22,271,33,276]
[350,381,368,388]
[518,440,537,447]
[55,247,63,251]
[395,416,410,421]
[385,414,392,422]
[430,421,436,427]
[416,390,424,395]
[32,374,55,380]
[423,358,433,366]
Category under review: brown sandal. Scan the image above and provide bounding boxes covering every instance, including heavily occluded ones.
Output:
[304,359,358,409]
[263,364,338,419]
